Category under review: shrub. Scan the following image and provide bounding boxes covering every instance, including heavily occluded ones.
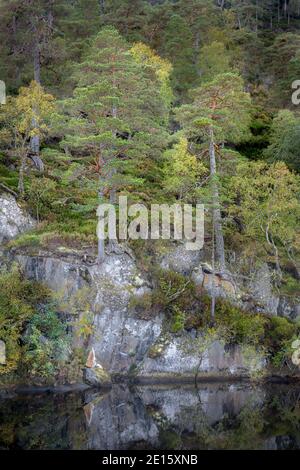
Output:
[170,306,186,333]
[214,301,267,346]
[152,269,196,311]
[22,305,71,379]
[0,265,50,373]
[264,316,298,367]
[266,316,297,350]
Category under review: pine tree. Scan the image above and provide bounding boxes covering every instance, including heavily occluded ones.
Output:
[176,72,251,321]
[264,110,300,172]
[60,27,169,261]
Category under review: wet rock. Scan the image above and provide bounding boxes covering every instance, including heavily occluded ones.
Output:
[0,194,35,244]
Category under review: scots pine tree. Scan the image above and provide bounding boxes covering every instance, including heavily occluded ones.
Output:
[176,72,251,321]
[60,27,169,261]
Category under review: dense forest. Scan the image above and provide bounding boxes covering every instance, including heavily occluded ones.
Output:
[0,0,300,384]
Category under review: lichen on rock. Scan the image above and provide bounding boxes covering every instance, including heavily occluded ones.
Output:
[0,194,35,244]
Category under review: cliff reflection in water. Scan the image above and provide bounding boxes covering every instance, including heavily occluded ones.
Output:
[0,382,300,450]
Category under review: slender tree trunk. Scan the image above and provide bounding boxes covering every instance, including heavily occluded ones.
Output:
[107,103,118,253]
[31,41,41,157]
[284,0,288,18]
[210,216,216,325]
[97,149,105,263]
[209,126,226,273]
[18,151,26,196]
[266,224,282,285]
[33,41,41,84]
[109,103,117,204]
[97,189,105,263]
[194,31,201,76]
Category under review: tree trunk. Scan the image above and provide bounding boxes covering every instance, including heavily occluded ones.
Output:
[31,41,41,157]
[33,41,41,84]
[209,126,226,272]
[284,0,288,18]
[97,150,105,263]
[210,217,216,325]
[109,103,118,204]
[18,152,26,196]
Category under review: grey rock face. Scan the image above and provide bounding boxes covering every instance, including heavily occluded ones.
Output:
[160,244,203,275]
[278,297,294,318]
[16,253,90,297]
[138,336,266,379]
[0,194,35,244]
[249,264,279,315]
[84,366,112,388]
[10,251,268,379]
[15,252,162,375]
[0,340,6,365]
[293,304,300,322]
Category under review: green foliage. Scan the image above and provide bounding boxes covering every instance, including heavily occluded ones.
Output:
[198,41,232,82]
[0,0,300,372]
[176,72,251,145]
[162,136,207,201]
[170,306,186,334]
[264,110,300,172]
[152,269,196,311]
[0,265,50,373]
[227,161,300,281]
[267,316,297,347]
[131,268,196,331]
[162,14,197,96]
[60,26,169,207]
[214,302,267,346]
[0,266,72,381]
[22,306,70,379]
[27,177,58,222]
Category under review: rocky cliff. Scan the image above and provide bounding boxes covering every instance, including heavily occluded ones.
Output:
[0,194,299,385]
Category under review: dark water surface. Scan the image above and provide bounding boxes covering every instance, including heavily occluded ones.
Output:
[0,382,300,450]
